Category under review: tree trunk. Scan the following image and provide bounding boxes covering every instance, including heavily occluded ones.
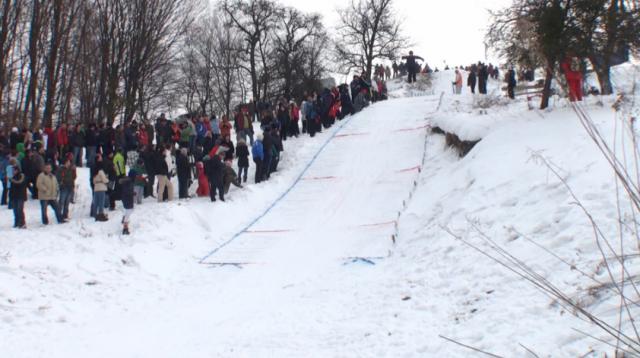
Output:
[249,41,259,102]
[540,64,554,110]
[591,57,613,95]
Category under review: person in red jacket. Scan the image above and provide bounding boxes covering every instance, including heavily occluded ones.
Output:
[56,123,69,158]
[138,123,149,148]
[560,56,583,102]
[195,161,209,197]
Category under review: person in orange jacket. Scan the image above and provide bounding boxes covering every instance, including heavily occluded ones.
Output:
[560,56,583,102]
[219,115,233,139]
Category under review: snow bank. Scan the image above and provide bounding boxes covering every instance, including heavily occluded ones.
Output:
[2,65,639,357]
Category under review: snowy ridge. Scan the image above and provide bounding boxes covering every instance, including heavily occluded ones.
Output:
[388,66,640,356]
[2,67,640,356]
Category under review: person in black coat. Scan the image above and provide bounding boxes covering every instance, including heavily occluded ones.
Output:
[205,152,225,202]
[270,128,283,173]
[104,152,118,210]
[478,63,489,94]
[140,146,156,197]
[236,139,250,183]
[262,130,274,181]
[9,165,28,228]
[9,128,21,150]
[467,70,477,94]
[85,124,98,168]
[320,88,333,129]
[401,51,424,83]
[219,135,235,161]
[339,84,354,117]
[176,148,191,199]
[276,103,290,141]
[202,131,215,155]
[119,169,136,235]
[506,68,517,99]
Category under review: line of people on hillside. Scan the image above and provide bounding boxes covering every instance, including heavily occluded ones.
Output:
[0,74,390,234]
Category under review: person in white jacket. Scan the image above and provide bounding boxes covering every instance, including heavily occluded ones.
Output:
[453,69,463,94]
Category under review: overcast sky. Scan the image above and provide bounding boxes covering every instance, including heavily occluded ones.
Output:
[279,0,512,69]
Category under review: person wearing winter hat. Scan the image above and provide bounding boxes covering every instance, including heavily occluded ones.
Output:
[36,163,65,225]
[205,150,225,202]
[236,139,250,183]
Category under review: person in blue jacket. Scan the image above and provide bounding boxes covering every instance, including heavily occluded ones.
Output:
[251,134,264,184]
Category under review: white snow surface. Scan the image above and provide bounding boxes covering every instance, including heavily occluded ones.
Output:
[2,68,640,357]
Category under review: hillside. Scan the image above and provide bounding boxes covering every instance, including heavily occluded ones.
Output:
[2,68,640,357]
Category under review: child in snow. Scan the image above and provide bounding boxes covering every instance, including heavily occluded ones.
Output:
[195,161,209,197]
[119,169,136,235]
[223,159,243,195]
[236,139,250,183]
[132,158,147,205]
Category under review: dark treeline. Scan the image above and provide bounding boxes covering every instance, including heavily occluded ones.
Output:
[0,0,407,130]
[487,0,640,109]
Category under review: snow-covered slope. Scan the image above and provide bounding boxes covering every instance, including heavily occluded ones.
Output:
[2,68,639,357]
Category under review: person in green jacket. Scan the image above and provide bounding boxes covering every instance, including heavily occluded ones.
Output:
[179,121,193,151]
[113,150,126,178]
[16,142,26,163]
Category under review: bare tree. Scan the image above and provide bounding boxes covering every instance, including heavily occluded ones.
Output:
[122,0,198,124]
[334,0,407,79]
[273,7,325,99]
[22,0,48,128]
[221,0,279,102]
[0,0,24,123]
[211,15,242,118]
[41,0,81,128]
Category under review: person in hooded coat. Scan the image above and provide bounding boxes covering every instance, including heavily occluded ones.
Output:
[262,129,274,180]
[401,51,424,83]
[205,151,225,202]
[223,159,243,195]
[176,147,191,199]
[252,134,264,184]
[467,69,477,94]
[236,139,250,183]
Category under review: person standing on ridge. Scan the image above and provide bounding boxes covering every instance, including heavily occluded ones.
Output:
[401,51,424,84]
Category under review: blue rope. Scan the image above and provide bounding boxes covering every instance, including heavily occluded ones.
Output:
[199,114,357,264]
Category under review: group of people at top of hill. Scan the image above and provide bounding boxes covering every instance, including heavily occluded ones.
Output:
[0,69,392,235]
